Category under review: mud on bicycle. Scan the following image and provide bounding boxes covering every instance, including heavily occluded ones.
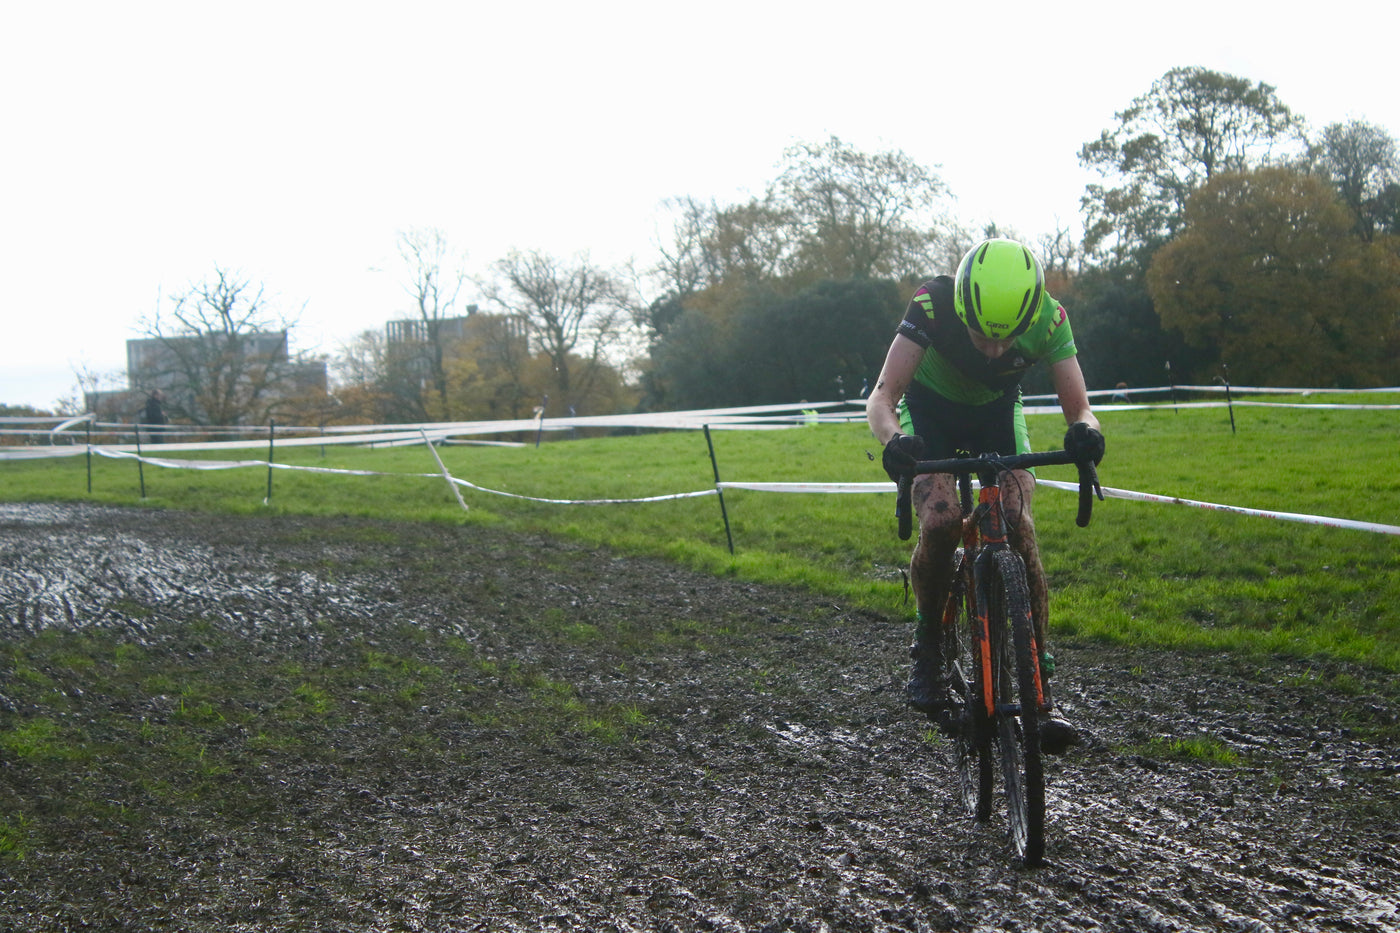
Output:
[892,446,1102,866]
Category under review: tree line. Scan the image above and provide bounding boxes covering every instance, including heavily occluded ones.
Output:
[111,66,1400,426]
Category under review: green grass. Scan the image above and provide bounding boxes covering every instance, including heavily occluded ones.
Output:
[1129,734,1244,766]
[0,614,658,862]
[4,396,1398,670]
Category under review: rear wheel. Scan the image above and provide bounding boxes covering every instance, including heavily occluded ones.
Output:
[987,550,1045,866]
[943,549,992,821]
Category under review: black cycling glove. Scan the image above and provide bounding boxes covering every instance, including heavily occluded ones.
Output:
[1063,422,1106,464]
[882,433,927,482]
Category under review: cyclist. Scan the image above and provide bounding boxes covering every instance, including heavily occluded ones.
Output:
[866,237,1104,753]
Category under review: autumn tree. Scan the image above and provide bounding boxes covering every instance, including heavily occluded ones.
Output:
[650,195,794,300]
[640,138,953,408]
[649,138,950,301]
[1080,67,1306,270]
[1147,166,1400,386]
[443,312,537,420]
[774,136,950,282]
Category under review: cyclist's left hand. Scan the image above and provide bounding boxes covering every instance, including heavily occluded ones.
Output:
[1063,422,1105,464]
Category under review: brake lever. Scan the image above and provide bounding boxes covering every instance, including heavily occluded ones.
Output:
[1075,459,1103,528]
[896,473,913,541]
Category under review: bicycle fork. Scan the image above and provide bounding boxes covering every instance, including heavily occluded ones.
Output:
[970,486,1050,720]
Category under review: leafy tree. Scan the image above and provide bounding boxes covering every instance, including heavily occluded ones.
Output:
[646,302,734,409]
[1147,166,1400,386]
[1080,67,1306,271]
[1313,120,1400,240]
[773,135,950,282]
[1056,265,1198,394]
[649,277,904,408]
[641,138,953,409]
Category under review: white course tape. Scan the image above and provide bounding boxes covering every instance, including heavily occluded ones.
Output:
[1036,479,1400,536]
[447,475,718,505]
[70,446,1400,536]
[719,481,893,493]
[93,447,428,478]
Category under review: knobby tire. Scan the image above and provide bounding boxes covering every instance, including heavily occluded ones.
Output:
[943,548,992,821]
[988,549,1045,866]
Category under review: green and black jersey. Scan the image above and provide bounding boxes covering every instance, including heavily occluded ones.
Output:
[896,275,1078,406]
[894,275,1079,457]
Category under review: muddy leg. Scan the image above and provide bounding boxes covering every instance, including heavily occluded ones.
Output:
[906,474,961,712]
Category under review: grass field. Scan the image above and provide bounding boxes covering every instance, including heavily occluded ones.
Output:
[5,396,1398,670]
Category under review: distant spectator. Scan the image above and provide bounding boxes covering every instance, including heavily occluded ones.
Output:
[1111,382,1131,403]
[141,390,168,443]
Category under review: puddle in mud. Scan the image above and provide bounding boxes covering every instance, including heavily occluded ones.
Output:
[1,502,392,640]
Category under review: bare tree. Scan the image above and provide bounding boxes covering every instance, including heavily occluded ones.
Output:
[1035,223,1083,283]
[135,268,313,427]
[66,362,125,418]
[480,250,635,412]
[395,228,469,419]
[329,329,411,425]
[652,196,727,299]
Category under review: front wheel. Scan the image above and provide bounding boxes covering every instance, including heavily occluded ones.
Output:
[986,549,1045,866]
[943,549,992,821]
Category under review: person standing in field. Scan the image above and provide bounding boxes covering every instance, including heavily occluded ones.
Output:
[865,237,1105,753]
[141,389,169,443]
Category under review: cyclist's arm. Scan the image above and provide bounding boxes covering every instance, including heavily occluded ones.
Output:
[866,334,924,445]
[1050,355,1100,431]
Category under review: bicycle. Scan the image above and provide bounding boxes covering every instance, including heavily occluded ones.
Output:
[893,447,1101,866]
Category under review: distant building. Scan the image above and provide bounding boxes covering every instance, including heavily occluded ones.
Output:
[384,307,528,348]
[86,331,327,428]
[383,308,529,385]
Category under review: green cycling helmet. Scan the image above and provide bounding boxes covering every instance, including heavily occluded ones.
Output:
[953,238,1044,341]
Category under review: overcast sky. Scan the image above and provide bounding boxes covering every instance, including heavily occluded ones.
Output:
[2,1,1394,410]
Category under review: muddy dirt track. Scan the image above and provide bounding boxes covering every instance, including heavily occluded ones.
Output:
[1,503,1398,932]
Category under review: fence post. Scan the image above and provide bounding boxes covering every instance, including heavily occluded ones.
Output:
[85,419,92,494]
[703,424,735,555]
[1219,366,1237,434]
[135,424,146,499]
[534,394,549,448]
[421,429,470,514]
[265,419,275,505]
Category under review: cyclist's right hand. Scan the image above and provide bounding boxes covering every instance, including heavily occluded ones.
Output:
[882,433,927,482]
[1063,422,1105,465]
